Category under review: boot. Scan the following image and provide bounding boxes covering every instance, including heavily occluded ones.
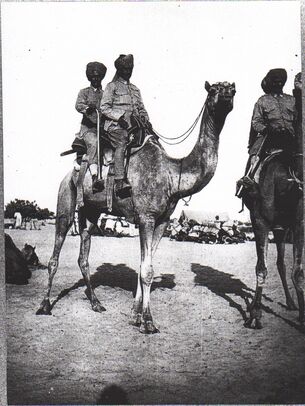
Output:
[92,175,105,194]
[115,178,132,199]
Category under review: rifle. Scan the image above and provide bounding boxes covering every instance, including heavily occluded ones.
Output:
[96,109,101,180]
[235,132,268,198]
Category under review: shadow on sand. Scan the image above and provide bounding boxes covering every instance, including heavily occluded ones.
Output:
[96,384,129,405]
[191,263,304,332]
[51,263,175,309]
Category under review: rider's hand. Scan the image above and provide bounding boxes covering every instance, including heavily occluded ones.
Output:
[118,116,129,129]
[86,106,96,115]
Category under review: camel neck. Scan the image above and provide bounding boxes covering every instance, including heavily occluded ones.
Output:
[174,105,223,197]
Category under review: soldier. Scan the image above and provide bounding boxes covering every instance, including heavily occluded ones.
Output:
[246,68,297,171]
[237,68,298,230]
[100,54,151,198]
[74,61,107,192]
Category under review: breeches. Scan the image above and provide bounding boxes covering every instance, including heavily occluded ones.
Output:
[107,128,129,179]
[83,130,97,166]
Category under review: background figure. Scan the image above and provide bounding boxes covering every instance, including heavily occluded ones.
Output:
[13,211,22,229]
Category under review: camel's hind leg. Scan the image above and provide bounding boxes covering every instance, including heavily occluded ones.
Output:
[274,230,297,310]
[36,174,76,315]
[77,208,105,313]
[245,219,269,329]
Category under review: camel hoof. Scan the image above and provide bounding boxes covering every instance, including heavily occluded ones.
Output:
[287,303,298,311]
[244,317,253,328]
[254,319,263,329]
[139,321,160,334]
[92,302,106,313]
[36,300,52,315]
[129,313,142,327]
[244,317,263,329]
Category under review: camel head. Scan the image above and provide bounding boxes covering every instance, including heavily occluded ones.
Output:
[205,81,236,119]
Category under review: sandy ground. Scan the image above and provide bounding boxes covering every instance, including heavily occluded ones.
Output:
[5,224,305,405]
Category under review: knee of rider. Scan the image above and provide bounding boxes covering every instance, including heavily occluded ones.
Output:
[81,154,89,163]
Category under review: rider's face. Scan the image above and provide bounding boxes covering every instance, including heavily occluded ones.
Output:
[118,67,133,81]
[271,78,284,93]
[90,72,102,89]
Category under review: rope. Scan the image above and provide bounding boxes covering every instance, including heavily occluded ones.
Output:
[154,101,206,145]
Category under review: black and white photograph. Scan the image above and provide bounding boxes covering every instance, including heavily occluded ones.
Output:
[1,1,304,405]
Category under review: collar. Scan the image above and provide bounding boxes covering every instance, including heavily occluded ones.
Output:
[90,85,102,92]
[271,92,283,98]
[117,77,129,85]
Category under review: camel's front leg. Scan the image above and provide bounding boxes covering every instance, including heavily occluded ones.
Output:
[78,212,105,313]
[245,223,269,329]
[130,220,168,327]
[291,215,304,323]
[135,215,159,334]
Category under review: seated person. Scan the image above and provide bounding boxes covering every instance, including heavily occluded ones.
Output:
[73,61,107,192]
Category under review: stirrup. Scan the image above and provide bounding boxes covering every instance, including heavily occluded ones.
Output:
[115,179,132,199]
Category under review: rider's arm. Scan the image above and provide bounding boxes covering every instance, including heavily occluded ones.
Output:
[75,89,89,114]
[251,98,267,135]
[136,89,150,121]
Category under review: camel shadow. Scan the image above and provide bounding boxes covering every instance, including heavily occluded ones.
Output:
[51,263,175,309]
[191,263,304,332]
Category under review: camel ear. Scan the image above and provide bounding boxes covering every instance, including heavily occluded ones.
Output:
[205,81,211,92]
[33,246,36,251]
[232,82,236,89]
[24,244,27,248]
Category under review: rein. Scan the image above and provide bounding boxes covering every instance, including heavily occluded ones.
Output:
[154,100,207,145]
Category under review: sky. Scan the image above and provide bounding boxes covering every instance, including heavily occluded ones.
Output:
[2,1,301,222]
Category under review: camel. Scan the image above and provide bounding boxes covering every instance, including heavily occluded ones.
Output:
[241,85,304,329]
[36,81,236,333]
[5,234,32,284]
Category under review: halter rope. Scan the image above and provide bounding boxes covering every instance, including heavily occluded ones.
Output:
[153,101,207,145]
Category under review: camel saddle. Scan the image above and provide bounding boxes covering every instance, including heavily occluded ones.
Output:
[238,149,303,200]
[70,119,157,211]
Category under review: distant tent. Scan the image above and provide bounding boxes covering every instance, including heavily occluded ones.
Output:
[179,209,230,225]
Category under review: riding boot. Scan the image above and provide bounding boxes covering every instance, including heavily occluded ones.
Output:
[92,175,105,194]
[115,178,132,199]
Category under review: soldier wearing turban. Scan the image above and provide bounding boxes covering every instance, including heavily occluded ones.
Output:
[237,69,298,230]
[100,54,151,198]
[74,61,107,193]
[248,68,296,156]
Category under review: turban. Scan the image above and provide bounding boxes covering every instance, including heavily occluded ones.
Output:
[114,54,134,70]
[261,68,287,93]
[86,62,107,80]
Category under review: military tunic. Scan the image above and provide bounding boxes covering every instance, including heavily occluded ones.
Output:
[100,77,149,179]
[75,85,104,168]
[248,93,297,155]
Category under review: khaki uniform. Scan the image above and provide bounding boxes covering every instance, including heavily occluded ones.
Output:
[75,86,104,172]
[248,93,296,156]
[100,77,149,179]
